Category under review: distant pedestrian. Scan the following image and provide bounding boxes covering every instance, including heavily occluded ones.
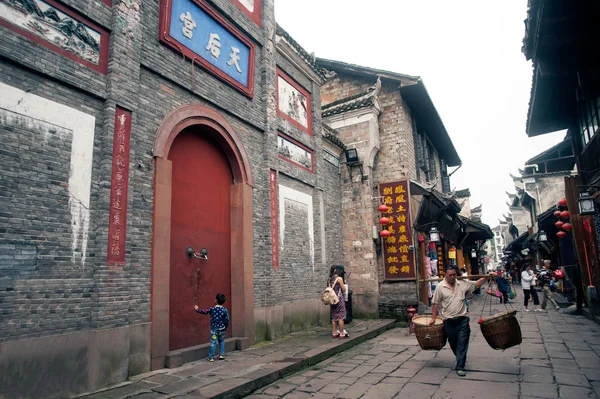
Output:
[496,265,512,304]
[329,265,348,339]
[194,293,230,362]
[430,266,492,377]
[328,265,349,337]
[538,260,560,311]
[521,264,540,312]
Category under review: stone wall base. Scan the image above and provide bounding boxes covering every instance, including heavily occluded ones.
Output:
[254,299,331,342]
[0,323,151,399]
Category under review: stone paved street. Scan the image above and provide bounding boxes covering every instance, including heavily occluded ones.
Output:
[249,291,600,399]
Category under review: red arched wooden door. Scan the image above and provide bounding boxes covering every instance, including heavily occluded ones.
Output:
[168,127,232,351]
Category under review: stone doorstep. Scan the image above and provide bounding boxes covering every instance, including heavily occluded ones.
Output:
[165,338,246,368]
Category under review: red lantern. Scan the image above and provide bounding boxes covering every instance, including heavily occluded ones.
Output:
[379,217,390,225]
[380,230,391,237]
[558,198,568,207]
[378,205,389,212]
[562,223,573,232]
[555,221,564,229]
[553,210,561,218]
[557,231,566,238]
[560,210,570,219]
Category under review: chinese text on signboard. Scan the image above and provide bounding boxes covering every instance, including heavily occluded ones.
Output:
[379,180,415,280]
[106,107,131,264]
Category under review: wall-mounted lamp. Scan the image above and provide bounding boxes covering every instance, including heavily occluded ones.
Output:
[578,192,596,215]
[429,227,440,243]
[538,230,547,242]
[471,248,477,258]
[344,148,366,181]
[187,247,208,260]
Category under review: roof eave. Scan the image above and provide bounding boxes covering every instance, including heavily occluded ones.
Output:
[401,81,461,167]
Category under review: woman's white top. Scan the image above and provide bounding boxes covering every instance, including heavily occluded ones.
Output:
[521,270,534,289]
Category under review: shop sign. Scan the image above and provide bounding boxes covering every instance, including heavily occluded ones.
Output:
[160,0,255,97]
[379,179,415,280]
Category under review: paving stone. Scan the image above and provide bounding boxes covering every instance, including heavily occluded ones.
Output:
[398,382,440,398]
[337,382,372,399]
[370,363,400,374]
[389,367,419,378]
[344,365,377,378]
[411,350,438,361]
[99,382,155,399]
[433,379,518,399]
[554,372,591,388]
[195,378,251,397]
[319,382,349,394]
[401,360,427,369]
[281,393,312,399]
[521,359,552,368]
[558,385,598,399]
[582,368,600,382]
[521,366,554,383]
[318,371,345,380]
[464,360,520,374]
[285,375,309,385]
[388,353,413,362]
[380,376,409,386]
[520,382,558,398]
[447,370,517,382]
[296,378,330,393]
[355,373,385,385]
[360,382,402,399]
[552,359,581,374]
[411,367,449,384]
[263,382,297,396]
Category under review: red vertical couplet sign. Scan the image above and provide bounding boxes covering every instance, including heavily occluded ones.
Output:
[269,170,279,269]
[379,179,415,280]
[106,107,132,264]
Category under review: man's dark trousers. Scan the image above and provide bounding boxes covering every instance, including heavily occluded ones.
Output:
[443,316,470,370]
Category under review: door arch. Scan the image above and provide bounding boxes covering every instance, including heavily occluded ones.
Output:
[151,104,254,370]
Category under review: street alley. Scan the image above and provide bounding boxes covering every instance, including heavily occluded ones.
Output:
[249,293,600,399]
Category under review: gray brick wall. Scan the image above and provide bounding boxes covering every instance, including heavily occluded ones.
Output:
[0,0,342,384]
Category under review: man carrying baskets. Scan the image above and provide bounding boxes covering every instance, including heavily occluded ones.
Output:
[429,266,494,377]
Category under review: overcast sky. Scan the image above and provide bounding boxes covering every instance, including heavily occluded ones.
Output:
[275,0,566,227]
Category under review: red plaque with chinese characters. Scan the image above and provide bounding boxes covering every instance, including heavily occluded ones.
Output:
[270,169,279,269]
[106,107,131,264]
[379,180,415,280]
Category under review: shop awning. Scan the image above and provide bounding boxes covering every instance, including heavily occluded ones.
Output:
[504,232,529,253]
[457,215,493,246]
[411,180,464,243]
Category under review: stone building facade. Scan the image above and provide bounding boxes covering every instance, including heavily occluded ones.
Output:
[0,1,344,397]
[316,58,463,319]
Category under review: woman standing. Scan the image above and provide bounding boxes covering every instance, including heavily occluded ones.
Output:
[521,264,540,312]
[330,265,348,339]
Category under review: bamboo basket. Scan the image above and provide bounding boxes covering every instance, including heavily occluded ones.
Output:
[479,309,522,350]
[412,316,446,350]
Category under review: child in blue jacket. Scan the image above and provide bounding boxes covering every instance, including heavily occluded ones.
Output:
[194,293,230,362]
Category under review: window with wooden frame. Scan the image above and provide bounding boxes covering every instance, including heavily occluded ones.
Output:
[579,97,600,148]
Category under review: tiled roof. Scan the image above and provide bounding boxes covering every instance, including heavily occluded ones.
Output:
[321,77,381,118]
[322,125,346,150]
[322,96,376,118]
[455,188,471,198]
[276,24,324,79]
[316,58,420,82]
